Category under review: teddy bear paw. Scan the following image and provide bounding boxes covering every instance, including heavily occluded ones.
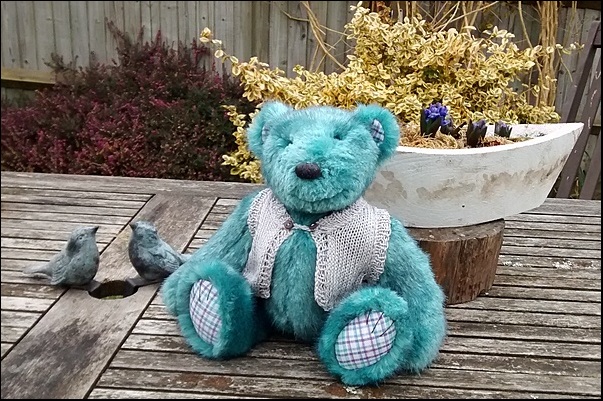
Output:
[189,280,223,345]
[334,310,396,370]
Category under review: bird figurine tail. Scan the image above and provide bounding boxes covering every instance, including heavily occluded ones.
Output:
[179,253,192,264]
[23,263,53,279]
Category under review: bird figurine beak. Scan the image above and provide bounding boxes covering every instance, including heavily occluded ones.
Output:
[129,222,138,230]
[92,226,99,233]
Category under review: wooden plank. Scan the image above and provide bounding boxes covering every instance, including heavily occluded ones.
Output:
[88,388,265,399]
[1,249,69,262]
[87,0,107,62]
[104,1,120,63]
[496,265,602,280]
[1,227,115,243]
[177,1,195,46]
[212,0,234,74]
[161,1,179,47]
[250,1,270,65]
[502,236,600,250]
[500,245,600,259]
[97,366,600,397]
[132,319,180,336]
[123,0,141,42]
[140,1,152,44]
[1,283,65,299]
[0,187,151,202]
[150,0,162,43]
[15,1,37,69]
[0,67,55,89]
[1,343,12,359]
[1,193,146,209]
[0,220,123,236]
[1,296,55,312]
[324,1,348,74]
[1,311,40,329]
[1,326,27,343]
[268,1,289,72]
[503,229,601,241]
[446,321,600,344]
[69,1,90,68]
[1,210,131,225]
[505,213,600,225]
[0,193,214,399]
[1,171,260,199]
[1,237,109,252]
[52,1,73,64]
[485,286,601,302]
[0,203,138,218]
[580,127,601,199]
[306,0,328,73]
[33,1,55,70]
[286,1,308,74]
[1,1,21,68]
[443,336,600,360]
[539,198,601,209]
[445,308,600,329]
[493,275,600,290]
[449,297,600,316]
[498,254,600,269]
[527,201,601,217]
[1,270,74,285]
[504,220,601,233]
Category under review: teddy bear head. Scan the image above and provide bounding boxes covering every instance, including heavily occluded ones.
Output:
[247,101,400,214]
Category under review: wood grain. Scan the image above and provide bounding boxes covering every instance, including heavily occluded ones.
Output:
[408,220,505,304]
[0,194,214,399]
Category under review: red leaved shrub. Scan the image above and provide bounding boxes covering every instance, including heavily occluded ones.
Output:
[1,25,256,181]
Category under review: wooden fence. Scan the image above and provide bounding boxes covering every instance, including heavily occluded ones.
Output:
[0,1,600,119]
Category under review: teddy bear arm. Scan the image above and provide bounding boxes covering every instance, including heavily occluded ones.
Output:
[186,191,256,271]
[161,192,256,315]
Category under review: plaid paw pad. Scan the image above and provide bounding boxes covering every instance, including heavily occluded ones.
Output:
[334,311,396,370]
[189,280,223,345]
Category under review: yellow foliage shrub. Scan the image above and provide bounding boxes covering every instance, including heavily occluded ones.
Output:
[200,3,579,183]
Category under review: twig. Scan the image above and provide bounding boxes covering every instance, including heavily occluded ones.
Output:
[445,1,498,27]
[299,1,346,71]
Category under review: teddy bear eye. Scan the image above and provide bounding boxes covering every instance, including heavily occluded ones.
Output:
[334,133,343,140]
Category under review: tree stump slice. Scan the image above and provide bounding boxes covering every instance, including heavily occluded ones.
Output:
[407,219,505,305]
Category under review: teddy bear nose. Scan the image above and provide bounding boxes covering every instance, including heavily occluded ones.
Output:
[295,162,322,179]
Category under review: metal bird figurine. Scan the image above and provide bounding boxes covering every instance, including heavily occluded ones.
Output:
[22,226,100,290]
[127,221,189,287]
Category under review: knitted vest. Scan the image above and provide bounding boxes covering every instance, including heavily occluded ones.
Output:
[243,188,391,311]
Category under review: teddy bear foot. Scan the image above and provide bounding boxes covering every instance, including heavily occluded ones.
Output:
[317,286,411,386]
[169,259,264,359]
[334,311,396,370]
[189,280,223,345]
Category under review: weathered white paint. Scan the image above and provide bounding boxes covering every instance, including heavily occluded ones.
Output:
[364,123,584,228]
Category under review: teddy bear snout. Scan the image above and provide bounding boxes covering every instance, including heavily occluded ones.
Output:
[295,162,322,180]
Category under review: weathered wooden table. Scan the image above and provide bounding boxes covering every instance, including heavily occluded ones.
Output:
[1,171,600,399]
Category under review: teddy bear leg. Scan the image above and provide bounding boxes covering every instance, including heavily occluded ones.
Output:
[317,286,413,386]
[168,259,265,359]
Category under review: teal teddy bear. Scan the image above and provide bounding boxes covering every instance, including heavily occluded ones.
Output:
[161,101,447,386]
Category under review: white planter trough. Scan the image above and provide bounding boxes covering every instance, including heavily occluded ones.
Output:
[364,122,584,228]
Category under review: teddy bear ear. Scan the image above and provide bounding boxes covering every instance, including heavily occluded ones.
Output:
[247,101,293,158]
[352,104,401,164]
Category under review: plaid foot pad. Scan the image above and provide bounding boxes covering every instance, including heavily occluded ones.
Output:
[335,311,396,370]
[189,280,223,345]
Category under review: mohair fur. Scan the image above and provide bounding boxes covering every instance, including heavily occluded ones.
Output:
[162,101,447,386]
